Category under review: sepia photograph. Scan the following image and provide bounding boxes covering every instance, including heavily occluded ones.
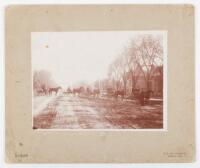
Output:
[5,4,195,163]
[32,31,166,129]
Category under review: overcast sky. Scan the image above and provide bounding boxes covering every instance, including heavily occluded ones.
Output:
[31,31,165,88]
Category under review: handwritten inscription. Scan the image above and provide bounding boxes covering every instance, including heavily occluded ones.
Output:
[15,153,28,158]
[163,152,186,158]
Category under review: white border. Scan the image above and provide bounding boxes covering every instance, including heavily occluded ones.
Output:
[31,31,167,132]
[1,1,199,168]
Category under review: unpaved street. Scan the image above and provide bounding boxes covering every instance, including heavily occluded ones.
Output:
[33,95,163,129]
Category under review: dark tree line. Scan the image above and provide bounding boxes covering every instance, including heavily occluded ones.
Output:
[33,70,57,95]
[107,34,163,96]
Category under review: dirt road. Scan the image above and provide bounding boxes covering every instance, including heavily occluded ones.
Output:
[33,95,163,129]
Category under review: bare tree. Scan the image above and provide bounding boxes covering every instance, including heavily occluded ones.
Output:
[124,43,141,95]
[108,59,122,91]
[33,70,57,93]
[107,34,163,96]
[135,34,163,90]
[116,55,129,95]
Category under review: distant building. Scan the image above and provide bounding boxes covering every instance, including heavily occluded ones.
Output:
[98,66,163,97]
[126,66,163,97]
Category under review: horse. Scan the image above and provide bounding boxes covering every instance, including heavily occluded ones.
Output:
[144,90,153,100]
[63,87,72,95]
[114,90,125,100]
[72,87,84,96]
[92,89,100,98]
[41,84,49,95]
[36,87,48,96]
[49,86,62,96]
[86,87,92,96]
[85,88,100,98]
[36,89,45,96]
[144,90,154,104]
[105,88,115,98]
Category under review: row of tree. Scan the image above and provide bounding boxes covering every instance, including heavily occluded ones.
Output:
[107,34,163,95]
[33,34,163,97]
[33,70,57,95]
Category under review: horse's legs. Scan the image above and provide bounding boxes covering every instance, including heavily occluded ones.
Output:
[115,95,118,101]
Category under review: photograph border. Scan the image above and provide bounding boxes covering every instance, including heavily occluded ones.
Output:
[5,4,195,163]
[31,30,168,131]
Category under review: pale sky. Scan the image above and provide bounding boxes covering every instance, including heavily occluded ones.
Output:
[31,31,165,87]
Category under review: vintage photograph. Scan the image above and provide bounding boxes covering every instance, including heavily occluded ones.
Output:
[32,31,166,129]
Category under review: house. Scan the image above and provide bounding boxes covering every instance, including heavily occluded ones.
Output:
[126,66,163,97]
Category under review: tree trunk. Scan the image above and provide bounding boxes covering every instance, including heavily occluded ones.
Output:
[131,74,135,95]
[123,79,127,95]
[146,75,151,91]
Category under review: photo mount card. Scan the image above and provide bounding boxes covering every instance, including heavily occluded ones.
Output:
[5,5,195,163]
